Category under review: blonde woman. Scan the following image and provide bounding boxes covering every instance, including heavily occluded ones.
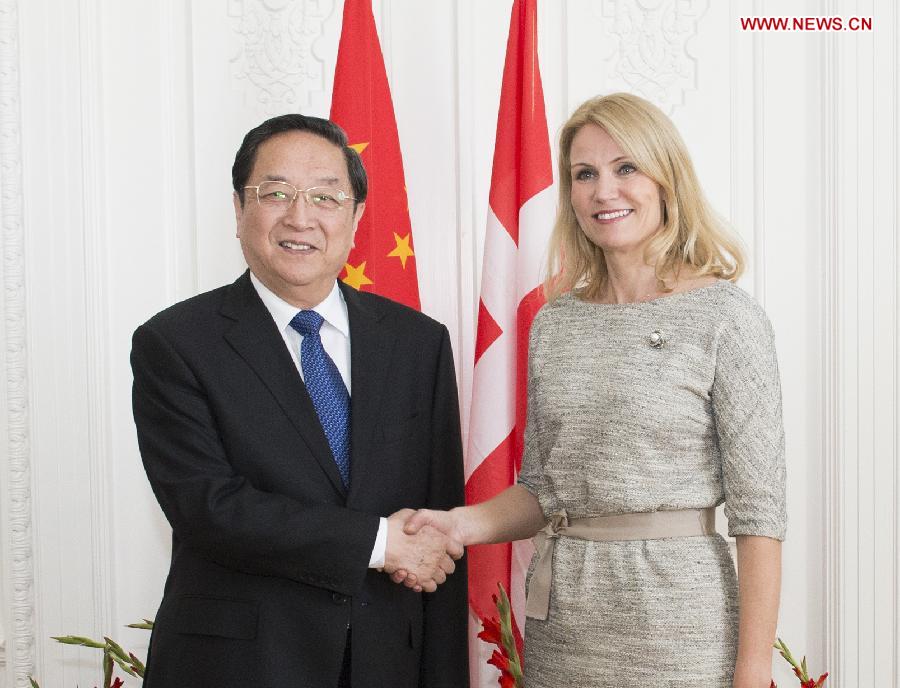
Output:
[402,93,785,688]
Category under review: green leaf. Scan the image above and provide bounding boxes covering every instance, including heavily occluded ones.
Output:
[111,653,139,678]
[102,651,114,688]
[103,636,129,662]
[126,619,154,630]
[28,676,40,688]
[128,651,147,677]
[52,635,106,649]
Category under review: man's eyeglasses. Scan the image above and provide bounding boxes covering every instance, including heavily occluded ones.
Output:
[243,181,357,211]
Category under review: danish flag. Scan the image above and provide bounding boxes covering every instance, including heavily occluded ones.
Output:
[465,0,555,684]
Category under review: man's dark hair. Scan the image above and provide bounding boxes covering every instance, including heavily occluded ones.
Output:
[231,114,367,208]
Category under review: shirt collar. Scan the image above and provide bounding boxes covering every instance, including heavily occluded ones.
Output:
[249,273,350,338]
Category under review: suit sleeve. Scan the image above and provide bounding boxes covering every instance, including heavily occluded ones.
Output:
[420,326,470,688]
[131,321,380,595]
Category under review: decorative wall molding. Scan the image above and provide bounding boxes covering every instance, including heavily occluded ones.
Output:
[894,10,900,687]
[78,0,114,639]
[726,0,762,302]
[595,0,709,113]
[228,0,336,112]
[0,0,36,685]
[160,0,198,303]
[452,0,477,451]
[820,20,842,685]
[750,1,765,306]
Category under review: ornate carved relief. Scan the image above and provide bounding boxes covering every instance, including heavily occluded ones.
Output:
[0,0,35,685]
[229,0,336,111]
[595,0,709,113]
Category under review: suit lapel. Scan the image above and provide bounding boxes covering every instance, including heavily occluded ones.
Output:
[220,272,347,497]
[341,283,394,502]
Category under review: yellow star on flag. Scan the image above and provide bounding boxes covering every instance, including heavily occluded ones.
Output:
[349,142,369,155]
[342,261,374,290]
[387,232,415,269]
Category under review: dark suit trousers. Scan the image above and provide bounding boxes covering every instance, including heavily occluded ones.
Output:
[337,631,351,688]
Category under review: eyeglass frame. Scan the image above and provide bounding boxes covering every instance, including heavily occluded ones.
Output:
[242,180,359,211]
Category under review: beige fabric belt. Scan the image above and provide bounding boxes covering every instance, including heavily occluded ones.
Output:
[525,507,717,621]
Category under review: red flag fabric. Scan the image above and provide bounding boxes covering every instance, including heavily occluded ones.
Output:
[465,0,555,685]
[329,0,420,309]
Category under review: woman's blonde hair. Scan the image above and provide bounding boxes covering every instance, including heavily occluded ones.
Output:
[545,92,744,302]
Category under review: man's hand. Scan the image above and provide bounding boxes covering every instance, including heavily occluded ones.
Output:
[388,508,468,590]
[383,509,463,593]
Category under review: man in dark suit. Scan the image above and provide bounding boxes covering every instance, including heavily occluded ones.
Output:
[131,114,468,687]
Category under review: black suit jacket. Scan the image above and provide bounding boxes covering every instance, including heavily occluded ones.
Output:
[131,272,468,687]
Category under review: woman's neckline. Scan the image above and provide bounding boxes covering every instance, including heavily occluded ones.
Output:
[572,279,729,307]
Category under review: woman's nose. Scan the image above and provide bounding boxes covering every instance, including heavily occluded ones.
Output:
[592,171,619,202]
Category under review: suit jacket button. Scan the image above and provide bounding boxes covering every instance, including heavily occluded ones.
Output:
[332,592,349,604]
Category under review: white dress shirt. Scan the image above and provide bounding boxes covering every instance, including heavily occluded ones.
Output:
[250,273,388,568]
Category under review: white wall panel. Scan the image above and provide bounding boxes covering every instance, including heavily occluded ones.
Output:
[101,0,201,672]
[0,1,34,685]
[0,1,896,686]
[755,6,828,677]
[384,1,461,365]
[821,0,899,684]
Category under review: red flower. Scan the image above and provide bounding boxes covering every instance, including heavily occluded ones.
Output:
[478,617,502,645]
[773,638,828,688]
[488,648,511,673]
[478,584,524,687]
[489,653,517,688]
[498,673,516,688]
[772,672,829,688]
[95,680,124,688]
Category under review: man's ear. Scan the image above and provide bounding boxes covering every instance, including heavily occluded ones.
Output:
[350,202,365,247]
[233,192,243,237]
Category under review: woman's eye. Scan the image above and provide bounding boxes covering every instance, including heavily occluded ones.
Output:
[617,163,637,175]
[574,169,596,181]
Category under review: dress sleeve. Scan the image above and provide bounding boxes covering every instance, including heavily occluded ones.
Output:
[517,312,557,518]
[712,299,787,540]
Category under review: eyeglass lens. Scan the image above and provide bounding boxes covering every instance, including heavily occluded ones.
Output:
[255,181,348,210]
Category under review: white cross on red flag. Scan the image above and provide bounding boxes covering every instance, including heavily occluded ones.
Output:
[465,0,555,684]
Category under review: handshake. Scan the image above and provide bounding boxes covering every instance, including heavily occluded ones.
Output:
[382,507,467,593]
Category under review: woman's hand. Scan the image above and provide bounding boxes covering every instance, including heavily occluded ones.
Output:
[732,663,774,688]
[389,507,467,591]
[403,507,468,544]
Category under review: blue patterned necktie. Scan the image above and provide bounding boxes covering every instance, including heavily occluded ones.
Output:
[289,310,351,488]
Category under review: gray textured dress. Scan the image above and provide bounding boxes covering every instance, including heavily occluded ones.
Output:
[518,281,786,687]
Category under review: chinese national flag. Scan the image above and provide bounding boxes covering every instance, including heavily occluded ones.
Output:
[330,0,420,310]
[465,0,554,685]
